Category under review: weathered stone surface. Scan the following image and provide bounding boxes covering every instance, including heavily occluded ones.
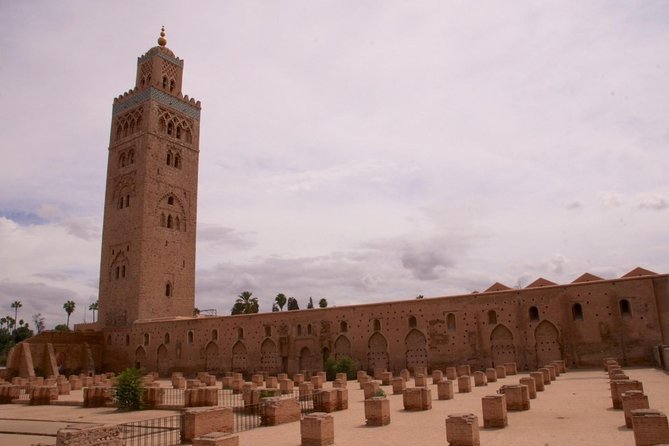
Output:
[182,406,233,443]
[365,397,390,426]
[56,423,122,446]
[445,413,480,446]
[301,412,334,446]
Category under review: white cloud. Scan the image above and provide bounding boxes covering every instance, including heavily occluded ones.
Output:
[635,193,668,210]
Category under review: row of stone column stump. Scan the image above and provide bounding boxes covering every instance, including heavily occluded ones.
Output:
[0,372,115,406]
[604,357,669,446]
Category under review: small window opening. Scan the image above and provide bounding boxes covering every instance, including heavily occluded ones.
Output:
[237,328,244,339]
[572,303,584,321]
[307,324,312,335]
[168,196,174,205]
[121,265,126,278]
[187,331,194,344]
[619,299,632,319]
[340,321,348,332]
[212,329,218,341]
[164,333,170,344]
[408,315,417,328]
[488,310,497,325]
[169,79,175,92]
[167,122,173,136]
[143,333,149,346]
[373,319,381,331]
[447,313,456,331]
[167,153,172,165]
[167,215,173,229]
[162,76,168,89]
[125,334,130,346]
[125,195,130,207]
[529,306,539,322]
[174,155,181,168]
[115,266,120,279]
[297,324,302,336]
[165,283,172,297]
[265,326,271,337]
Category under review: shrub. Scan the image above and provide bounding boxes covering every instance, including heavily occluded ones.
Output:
[324,356,358,381]
[115,368,143,410]
[375,388,386,398]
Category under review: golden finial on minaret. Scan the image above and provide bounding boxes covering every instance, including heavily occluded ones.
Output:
[157,26,167,46]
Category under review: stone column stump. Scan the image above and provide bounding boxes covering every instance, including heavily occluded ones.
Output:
[458,375,472,393]
[392,377,406,395]
[261,397,300,426]
[545,364,557,381]
[403,387,432,411]
[332,379,346,389]
[622,391,650,428]
[381,371,393,386]
[400,369,411,382]
[497,385,530,411]
[538,368,551,386]
[445,413,480,446]
[437,380,454,400]
[446,367,458,381]
[631,409,669,446]
[301,412,334,446]
[335,388,348,410]
[313,389,337,413]
[503,363,517,375]
[432,370,444,384]
[415,374,427,387]
[485,368,497,383]
[294,373,305,386]
[519,377,537,399]
[529,372,545,391]
[456,365,471,377]
[482,394,508,428]
[299,382,314,402]
[364,397,390,426]
[363,381,380,399]
[182,407,233,444]
[473,371,487,387]
[192,432,239,446]
[495,365,506,379]
[279,378,294,395]
[335,373,347,382]
[611,380,643,410]
[311,375,324,390]
[266,376,278,389]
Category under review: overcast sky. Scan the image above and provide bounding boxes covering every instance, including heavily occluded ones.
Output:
[0,1,667,328]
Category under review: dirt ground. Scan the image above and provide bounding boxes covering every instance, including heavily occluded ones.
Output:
[0,367,666,445]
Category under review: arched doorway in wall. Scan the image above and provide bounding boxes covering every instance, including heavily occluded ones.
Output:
[299,347,312,372]
[135,346,147,370]
[490,325,516,367]
[156,344,169,377]
[367,332,389,372]
[405,329,428,372]
[535,320,562,366]
[334,335,352,360]
[231,341,248,372]
[55,352,66,373]
[260,339,280,374]
[205,341,219,372]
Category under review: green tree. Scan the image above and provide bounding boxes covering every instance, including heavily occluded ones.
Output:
[88,301,99,323]
[307,297,314,309]
[10,301,22,330]
[231,291,259,315]
[319,298,328,308]
[54,324,70,332]
[115,368,144,410]
[63,300,76,328]
[32,313,45,334]
[287,297,299,311]
[274,293,287,311]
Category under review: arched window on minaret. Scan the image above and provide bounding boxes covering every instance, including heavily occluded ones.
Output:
[167,215,173,229]
[170,79,175,92]
[118,196,124,209]
[141,76,146,86]
[174,155,181,169]
[125,195,130,208]
[166,152,172,166]
[128,150,135,164]
[167,122,173,136]
[167,196,174,205]
[176,125,182,139]
[165,282,172,297]
[119,153,126,168]
[175,216,180,231]
[162,76,168,89]
[159,117,166,134]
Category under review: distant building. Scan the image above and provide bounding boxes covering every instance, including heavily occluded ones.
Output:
[6,31,669,378]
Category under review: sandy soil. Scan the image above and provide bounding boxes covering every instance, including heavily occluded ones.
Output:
[0,367,666,445]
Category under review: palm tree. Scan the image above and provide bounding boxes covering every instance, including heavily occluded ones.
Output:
[63,300,76,328]
[11,301,22,330]
[274,293,287,311]
[231,291,259,315]
[88,301,99,323]
[319,298,328,308]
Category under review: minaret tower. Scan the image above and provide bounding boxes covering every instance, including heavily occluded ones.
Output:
[98,28,201,326]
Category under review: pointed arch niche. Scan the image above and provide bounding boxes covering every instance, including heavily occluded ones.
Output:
[334,335,352,361]
[490,324,516,367]
[535,320,562,366]
[405,329,428,371]
[231,340,248,372]
[260,339,280,373]
[367,332,389,372]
